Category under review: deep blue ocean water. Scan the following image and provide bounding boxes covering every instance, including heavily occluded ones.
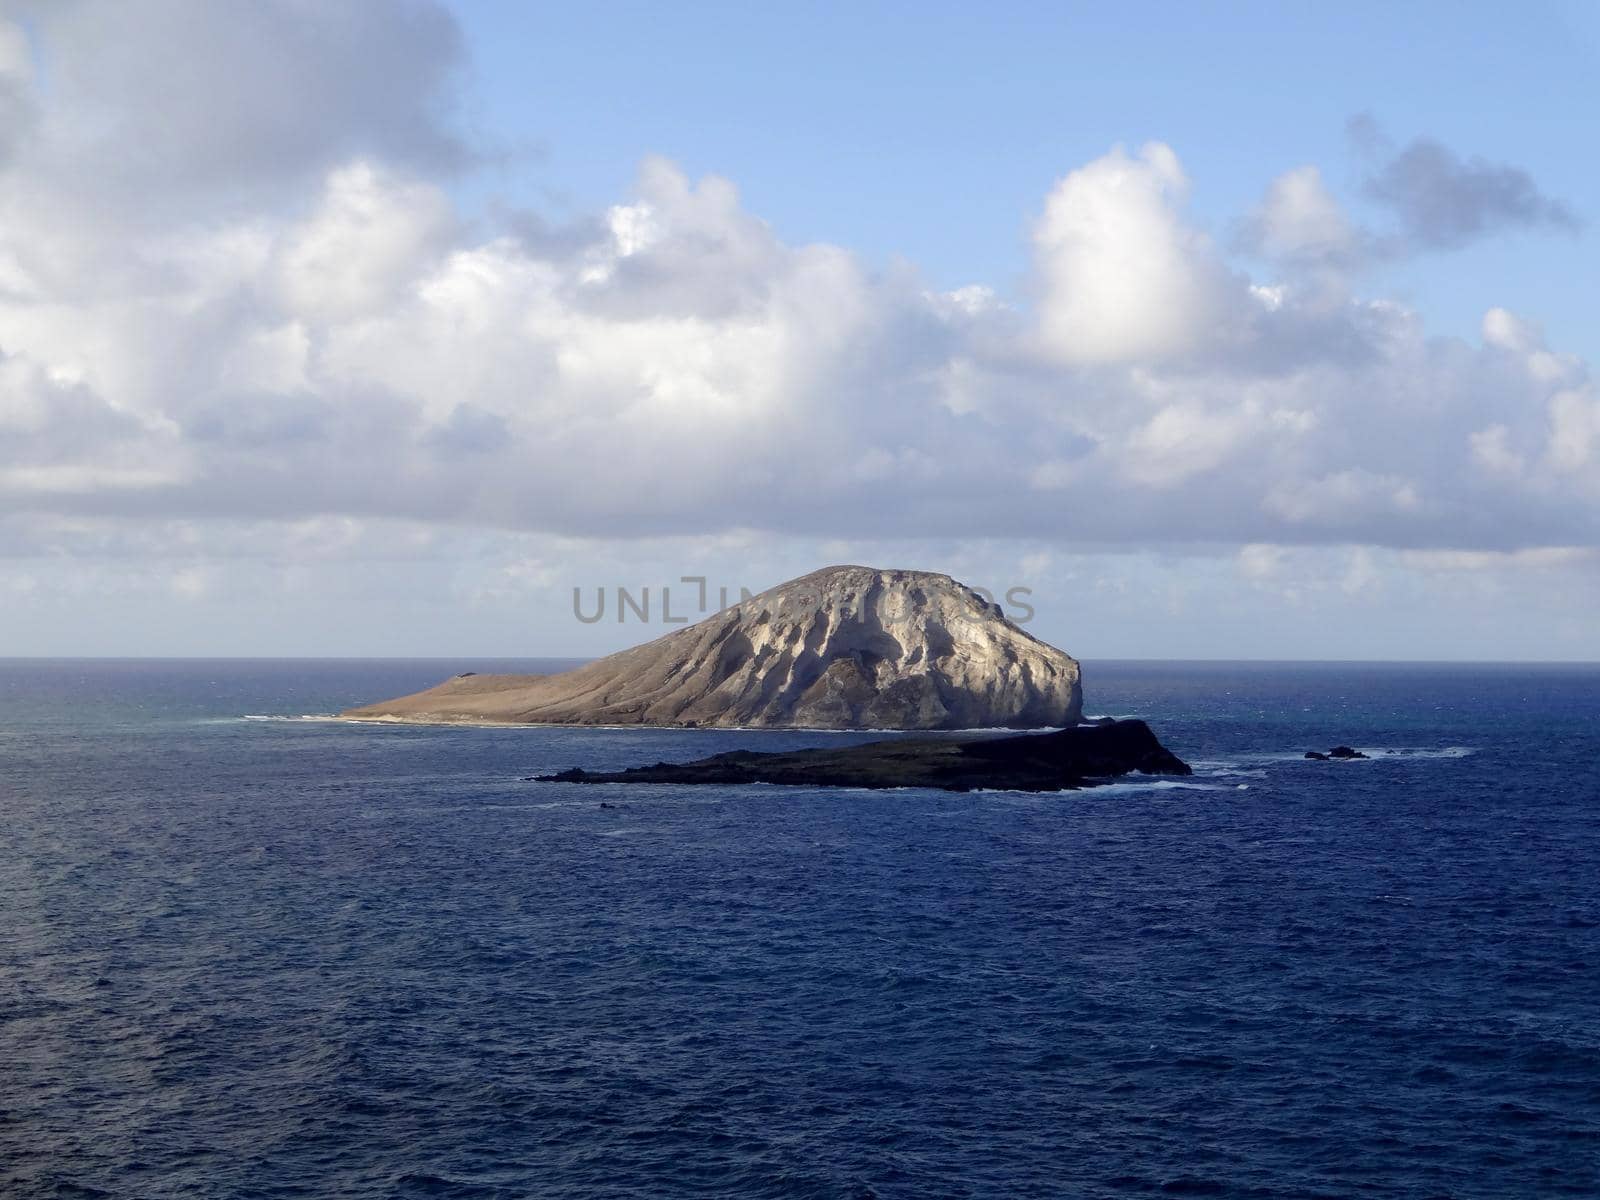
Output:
[2,658,1598,1199]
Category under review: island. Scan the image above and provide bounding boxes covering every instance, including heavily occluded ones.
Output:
[345,563,1192,791]
[534,719,1191,793]
[342,565,1083,730]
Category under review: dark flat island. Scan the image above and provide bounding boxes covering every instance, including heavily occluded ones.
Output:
[535,719,1190,793]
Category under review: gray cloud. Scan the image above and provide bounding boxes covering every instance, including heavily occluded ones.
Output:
[1243,122,1581,275]
[1353,117,1580,251]
[0,19,33,167]
[6,0,472,218]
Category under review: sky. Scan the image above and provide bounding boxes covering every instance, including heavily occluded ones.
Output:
[0,0,1596,660]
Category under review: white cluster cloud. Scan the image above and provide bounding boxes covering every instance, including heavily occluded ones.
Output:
[0,0,1594,589]
[1243,165,1363,269]
[1031,142,1234,364]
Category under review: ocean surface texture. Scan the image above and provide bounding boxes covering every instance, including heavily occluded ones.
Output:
[2,659,1597,1199]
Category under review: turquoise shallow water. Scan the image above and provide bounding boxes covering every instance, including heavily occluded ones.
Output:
[2,659,1598,1198]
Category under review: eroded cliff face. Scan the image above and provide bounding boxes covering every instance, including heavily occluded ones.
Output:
[342,565,1083,730]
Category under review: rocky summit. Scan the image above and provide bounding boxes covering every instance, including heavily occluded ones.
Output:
[341,565,1083,730]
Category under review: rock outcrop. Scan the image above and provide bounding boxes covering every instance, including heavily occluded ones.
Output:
[1306,745,1369,761]
[341,565,1083,730]
[534,719,1190,793]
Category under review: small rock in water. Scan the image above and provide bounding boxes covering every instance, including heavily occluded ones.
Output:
[1328,745,1368,759]
[1305,751,1329,761]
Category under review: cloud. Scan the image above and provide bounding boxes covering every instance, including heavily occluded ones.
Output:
[0,8,1594,571]
[1398,546,1596,572]
[1245,123,1580,278]
[276,161,457,323]
[1353,118,1580,252]
[5,0,471,225]
[0,349,189,494]
[1121,400,1258,488]
[1240,165,1363,269]
[0,18,35,165]
[1236,543,1287,581]
[1469,424,1524,478]
[1547,387,1600,476]
[0,144,1593,552]
[1031,142,1239,363]
[1264,469,1421,526]
[1469,308,1597,487]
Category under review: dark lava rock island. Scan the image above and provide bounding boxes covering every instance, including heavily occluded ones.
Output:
[535,719,1191,793]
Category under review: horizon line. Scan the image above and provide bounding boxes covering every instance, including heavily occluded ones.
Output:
[2,655,1597,667]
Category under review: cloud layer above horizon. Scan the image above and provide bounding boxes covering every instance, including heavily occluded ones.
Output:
[0,2,1595,610]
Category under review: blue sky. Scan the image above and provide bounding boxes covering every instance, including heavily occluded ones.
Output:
[0,1,1595,659]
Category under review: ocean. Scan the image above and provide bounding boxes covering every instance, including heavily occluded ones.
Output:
[2,658,1597,1198]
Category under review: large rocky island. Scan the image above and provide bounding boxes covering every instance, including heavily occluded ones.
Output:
[346,564,1191,791]
[343,565,1082,730]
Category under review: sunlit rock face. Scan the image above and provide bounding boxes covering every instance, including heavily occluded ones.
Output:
[342,565,1084,730]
